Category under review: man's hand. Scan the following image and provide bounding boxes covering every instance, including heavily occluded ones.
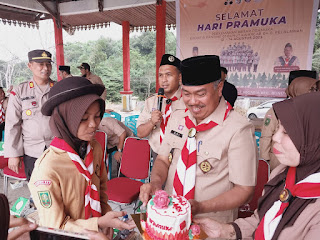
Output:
[150,110,162,125]
[8,216,38,240]
[189,199,203,215]
[8,157,21,174]
[114,151,122,163]
[97,211,136,231]
[139,183,162,207]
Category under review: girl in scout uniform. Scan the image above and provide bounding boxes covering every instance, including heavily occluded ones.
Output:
[195,92,320,240]
[28,77,135,238]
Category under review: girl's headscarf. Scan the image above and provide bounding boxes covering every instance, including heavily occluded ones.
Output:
[49,94,105,158]
[257,92,320,239]
[285,77,318,98]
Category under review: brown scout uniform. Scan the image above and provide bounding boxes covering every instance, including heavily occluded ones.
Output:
[98,117,134,150]
[259,107,280,171]
[28,139,111,232]
[4,79,54,159]
[86,74,107,100]
[159,97,258,223]
[137,87,182,154]
[234,164,320,240]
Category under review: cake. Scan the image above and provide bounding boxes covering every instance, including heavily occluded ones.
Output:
[140,190,200,240]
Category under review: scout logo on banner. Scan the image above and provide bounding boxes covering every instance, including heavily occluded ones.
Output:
[177,0,319,97]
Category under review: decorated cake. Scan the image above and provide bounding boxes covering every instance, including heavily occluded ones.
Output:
[141,190,200,240]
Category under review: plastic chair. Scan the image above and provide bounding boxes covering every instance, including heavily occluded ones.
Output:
[103,111,122,122]
[238,159,270,218]
[106,137,150,210]
[95,130,110,179]
[124,115,139,136]
[3,159,27,196]
[255,131,262,152]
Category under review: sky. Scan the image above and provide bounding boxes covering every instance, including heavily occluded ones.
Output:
[0,20,132,62]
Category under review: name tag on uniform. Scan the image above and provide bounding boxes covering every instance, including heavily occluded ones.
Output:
[171,130,183,138]
[21,96,35,101]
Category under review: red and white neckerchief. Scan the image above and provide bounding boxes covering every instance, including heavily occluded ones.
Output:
[0,99,5,124]
[160,96,178,143]
[284,57,290,66]
[255,167,320,240]
[50,137,102,219]
[173,101,232,200]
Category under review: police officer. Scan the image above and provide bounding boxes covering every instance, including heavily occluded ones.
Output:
[5,49,55,180]
[137,54,182,160]
[140,55,257,223]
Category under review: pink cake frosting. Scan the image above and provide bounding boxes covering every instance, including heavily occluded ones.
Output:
[144,190,192,240]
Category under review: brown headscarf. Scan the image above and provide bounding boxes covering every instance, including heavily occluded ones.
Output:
[285,77,318,98]
[49,94,105,158]
[257,92,320,239]
[0,194,9,240]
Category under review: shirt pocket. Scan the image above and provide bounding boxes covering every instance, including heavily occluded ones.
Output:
[21,101,38,120]
[197,144,223,175]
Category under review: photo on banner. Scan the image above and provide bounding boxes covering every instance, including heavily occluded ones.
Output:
[176,0,319,97]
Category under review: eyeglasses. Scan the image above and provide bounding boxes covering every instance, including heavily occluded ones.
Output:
[309,87,319,92]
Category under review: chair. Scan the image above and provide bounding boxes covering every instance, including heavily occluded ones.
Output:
[95,130,110,179]
[238,159,270,218]
[124,115,139,136]
[106,137,150,210]
[255,131,262,152]
[3,159,27,195]
[103,111,122,122]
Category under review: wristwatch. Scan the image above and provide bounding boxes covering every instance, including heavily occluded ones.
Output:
[117,148,122,153]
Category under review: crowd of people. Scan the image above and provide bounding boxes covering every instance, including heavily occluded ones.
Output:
[1,48,319,240]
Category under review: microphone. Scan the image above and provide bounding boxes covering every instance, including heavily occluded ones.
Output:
[157,88,165,111]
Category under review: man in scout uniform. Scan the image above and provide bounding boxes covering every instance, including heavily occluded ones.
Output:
[140,55,257,223]
[58,65,73,79]
[98,117,134,178]
[137,54,182,160]
[221,67,237,107]
[77,62,106,100]
[5,49,55,180]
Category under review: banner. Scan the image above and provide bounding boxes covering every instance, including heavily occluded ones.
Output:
[177,0,319,97]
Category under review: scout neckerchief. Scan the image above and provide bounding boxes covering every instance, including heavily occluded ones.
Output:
[173,101,232,200]
[160,96,178,143]
[255,167,320,240]
[0,99,5,124]
[50,137,102,219]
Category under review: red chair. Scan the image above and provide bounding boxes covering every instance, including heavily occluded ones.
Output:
[238,159,270,218]
[106,137,150,209]
[3,160,27,196]
[0,155,8,170]
[95,130,109,178]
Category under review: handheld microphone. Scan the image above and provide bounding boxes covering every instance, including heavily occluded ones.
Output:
[157,88,165,111]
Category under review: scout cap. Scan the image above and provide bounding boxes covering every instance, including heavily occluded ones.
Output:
[59,65,70,72]
[28,50,52,63]
[288,70,317,85]
[160,54,181,71]
[77,63,90,71]
[181,55,221,86]
[41,76,104,116]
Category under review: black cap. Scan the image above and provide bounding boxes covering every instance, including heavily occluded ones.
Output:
[28,50,52,63]
[289,70,317,85]
[77,63,90,71]
[181,55,221,86]
[160,54,181,71]
[41,77,105,116]
[59,65,70,72]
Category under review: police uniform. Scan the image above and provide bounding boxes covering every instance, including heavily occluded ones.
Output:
[137,87,182,155]
[99,117,134,151]
[86,74,106,100]
[28,139,111,232]
[4,50,55,180]
[160,97,257,223]
[260,108,280,171]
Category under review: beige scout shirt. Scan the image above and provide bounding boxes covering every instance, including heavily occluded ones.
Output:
[99,117,134,149]
[159,97,257,223]
[28,139,111,232]
[137,88,182,154]
[235,164,320,240]
[4,79,55,158]
[259,107,280,171]
[86,73,107,100]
